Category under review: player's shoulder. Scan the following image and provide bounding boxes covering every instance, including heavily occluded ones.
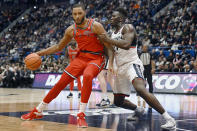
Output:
[123,24,135,30]
[64,25,74,37]
[92,20,102,28]
[67,25,74,31]
[91,20,104,34]
[122,24,135,33]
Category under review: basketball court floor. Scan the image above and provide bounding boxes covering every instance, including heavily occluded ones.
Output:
[0,88,197,131]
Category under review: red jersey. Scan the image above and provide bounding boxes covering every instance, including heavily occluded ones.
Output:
[73,19,104,59]
[68,46,79,61]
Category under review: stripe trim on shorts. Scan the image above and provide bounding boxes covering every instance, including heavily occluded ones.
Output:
[89,60,105,70]
[64,70,77,79]
[133,64,144,79]
[89,63,100,69]
[137,64,144,78]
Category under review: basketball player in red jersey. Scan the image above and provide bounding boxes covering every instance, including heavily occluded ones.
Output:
[66,41,82,98]
[21,3,114,128]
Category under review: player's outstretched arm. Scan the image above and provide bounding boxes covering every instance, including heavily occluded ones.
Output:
[36,26,73,56]
[96,24,135,50]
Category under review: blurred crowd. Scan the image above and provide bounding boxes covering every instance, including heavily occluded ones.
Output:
[0,8,24,32]
[0,63,34,88]
[0,0,196,88]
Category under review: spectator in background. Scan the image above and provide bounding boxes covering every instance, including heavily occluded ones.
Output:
[190,62,197,73]
[156,56,164,68]
[160,35,168,47]
[180,48,191,61]
[158,50,165,57]
[171,41,179,50]
[0,66,6,86]
[2,65,15,87]
[168,62,174,72]
[173,64,180,72]
[183,60,191,72]
[166,51,174,63]
[162,63,168,72]
[151,35,159,47]
[142,36,151,45]
[173,53,181,66]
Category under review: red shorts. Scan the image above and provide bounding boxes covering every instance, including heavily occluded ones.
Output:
[65,55,105,78]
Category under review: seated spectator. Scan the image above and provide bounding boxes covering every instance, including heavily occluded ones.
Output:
[173,53,181,65]
[166,51,174,62]
[182,60,191,72]
[190,62,197,73]
[160,35,168,47]
[142,36,150,45]
[168,62,174,72]
[163,62,169,72]
[171,42,180,50]
[175,27,182,36]
[180,48,191,61]
[156,56,164,68]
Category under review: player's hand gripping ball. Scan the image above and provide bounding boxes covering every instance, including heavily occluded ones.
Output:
[24,53,42,71]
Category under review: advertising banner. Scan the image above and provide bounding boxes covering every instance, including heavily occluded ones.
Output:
[152,73,197,94]
[33,73,108,91]
[33,73,197,94]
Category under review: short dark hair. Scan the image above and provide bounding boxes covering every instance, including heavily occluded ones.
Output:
[117,8,128,18]
[72,3,85,10]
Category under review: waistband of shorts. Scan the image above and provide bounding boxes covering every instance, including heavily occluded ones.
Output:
[80,50,104,56]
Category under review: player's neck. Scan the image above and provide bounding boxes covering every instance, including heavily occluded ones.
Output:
[114,23,123,33]
[76,18,88,28]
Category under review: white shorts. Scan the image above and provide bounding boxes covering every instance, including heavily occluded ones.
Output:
[112,62,144,96]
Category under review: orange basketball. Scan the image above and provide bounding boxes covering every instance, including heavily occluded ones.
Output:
[24,53,42,71]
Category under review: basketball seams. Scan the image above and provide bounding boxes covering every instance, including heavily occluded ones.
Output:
[25,57,41,66]
[24,54,42,70]
[26,60,41,67]
[24,55,41,62]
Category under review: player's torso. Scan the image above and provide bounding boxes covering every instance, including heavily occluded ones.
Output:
[73,19,104,53]
[111,25,140,67]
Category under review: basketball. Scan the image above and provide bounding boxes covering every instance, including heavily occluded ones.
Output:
[24,53,42,70]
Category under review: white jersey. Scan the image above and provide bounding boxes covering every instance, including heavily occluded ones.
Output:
[111,25,142,67]
[110,25,144,96]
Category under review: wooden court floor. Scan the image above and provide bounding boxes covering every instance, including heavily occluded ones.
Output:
[0,88,197,131]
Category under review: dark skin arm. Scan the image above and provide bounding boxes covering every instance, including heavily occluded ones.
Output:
[92,21,114,51]
[98,24,136,50]
[36,25,73,56]
[64,46,69,62]
[92,21,115,73]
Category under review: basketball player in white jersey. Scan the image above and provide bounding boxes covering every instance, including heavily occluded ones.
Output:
[98,8,176,130]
